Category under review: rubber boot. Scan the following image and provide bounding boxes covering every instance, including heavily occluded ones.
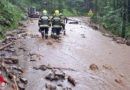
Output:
[41,32,44,39]
[45,36,48,39]
[51,34,54,38]
[63,30,66,35]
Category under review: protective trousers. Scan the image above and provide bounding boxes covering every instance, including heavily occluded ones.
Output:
[52,28,61,39]
[40,27,49,39]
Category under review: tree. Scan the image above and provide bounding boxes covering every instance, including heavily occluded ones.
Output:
[128,0,130,22]
[122,0,127,38]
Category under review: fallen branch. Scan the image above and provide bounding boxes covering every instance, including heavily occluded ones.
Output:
[53,67,76,71]
[13,76,19,90]
[0,42,14,50]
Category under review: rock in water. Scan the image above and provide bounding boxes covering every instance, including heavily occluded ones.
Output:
[115,79,123,84]
[4,56,19,64]
[39,65,47,71]
[54,70,65,80]
[45,73,58,81]
[103,64,113,70]
[81,34,86,38]
[45,83,57,90]
[68,76,76,86]
[12,66,23,73]
[69,21,79,24]
[47,41,53,45]
[18,82,25,90]
[20,77,28,84]
[63,87,72,90]
[119,73,125,78]
[90,64,99,71]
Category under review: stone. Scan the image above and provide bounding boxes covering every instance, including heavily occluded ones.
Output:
[6,31,14,37]
[6,69,13,79]
[18,82,25,90]
[90,25,98,30]
[81,34,86,38]
[68,76,76,86]
[6,49,16,52]
[90,64,99,71]
[45,83,57,90]
[21,33,28,37]
[20,77,28,84]
[4,56,18,64]
[63,87,72,90]
[116,40,126,44]
[33,67,39,70]
[18,21,24,27]
[18,46,26,51]
[4,60,13,64]
[115,79,123,84]
[47,41,53,45]
[119,73,125,78]
[30,59,36,62]
[69,21,79,24]
[57,84,63,87]
[103,64,112,70]
[45,73,58,81]
[39,65,47,71]
[102,33,113,38]
[12,66,23,73]
[54,70,65,80]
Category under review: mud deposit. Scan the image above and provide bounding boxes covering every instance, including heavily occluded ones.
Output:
[0,17,130,90]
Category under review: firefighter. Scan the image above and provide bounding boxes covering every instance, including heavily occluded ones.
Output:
[51,10,63,39]
[59,13,67,35]
[38,10,51,39]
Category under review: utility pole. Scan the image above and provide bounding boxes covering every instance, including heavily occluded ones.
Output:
[122,0,127,38]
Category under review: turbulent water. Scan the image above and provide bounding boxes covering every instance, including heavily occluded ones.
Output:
[19,17,130,90]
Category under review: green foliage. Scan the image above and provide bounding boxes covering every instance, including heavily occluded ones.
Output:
[63,9,74,16]
[1,0,130,39]
[101,8,122,35]
[126,23,130,38]
[0,0,25,39]
[92,0,130,38]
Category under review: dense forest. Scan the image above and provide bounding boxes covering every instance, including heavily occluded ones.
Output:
[0,0,130,39]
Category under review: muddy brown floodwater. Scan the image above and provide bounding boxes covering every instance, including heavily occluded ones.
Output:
[20,17,130,90]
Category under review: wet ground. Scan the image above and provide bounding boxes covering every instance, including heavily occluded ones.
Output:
[12,17,130,90]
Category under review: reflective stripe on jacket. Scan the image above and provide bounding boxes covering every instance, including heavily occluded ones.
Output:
[51,14,62,28]
[38,14,51,27]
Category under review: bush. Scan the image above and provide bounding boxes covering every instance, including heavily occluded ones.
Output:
[0,0,25,39]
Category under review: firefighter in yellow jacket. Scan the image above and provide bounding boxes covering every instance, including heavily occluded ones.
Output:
[51,10,64,39]
[59,13,67,35]
[38,10,51,39]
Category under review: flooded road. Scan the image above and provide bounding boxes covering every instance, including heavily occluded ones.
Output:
[21,17,130,90]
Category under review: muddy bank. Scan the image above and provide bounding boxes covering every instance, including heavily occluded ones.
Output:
[0,20,30,90]
[78,17,130,46]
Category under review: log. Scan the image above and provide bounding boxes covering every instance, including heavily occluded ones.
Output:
[13,76,19,90]
[0,42,14,50]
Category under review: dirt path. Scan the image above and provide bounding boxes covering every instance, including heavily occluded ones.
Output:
[15,17,130,90]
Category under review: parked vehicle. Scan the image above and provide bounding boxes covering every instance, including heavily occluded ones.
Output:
[28,6,40,18]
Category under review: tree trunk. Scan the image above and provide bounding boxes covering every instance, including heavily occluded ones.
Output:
[122,0,127,38]
[128,0,130,22]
